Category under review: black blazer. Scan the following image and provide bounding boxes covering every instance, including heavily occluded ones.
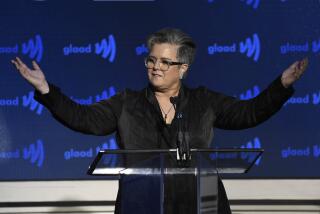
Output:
[34,76,294,214]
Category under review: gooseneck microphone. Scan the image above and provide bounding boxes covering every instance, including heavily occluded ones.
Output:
[169,96,178,110]
[170,96,191,164]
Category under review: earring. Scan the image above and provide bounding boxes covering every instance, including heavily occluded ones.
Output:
[179,72,184,79]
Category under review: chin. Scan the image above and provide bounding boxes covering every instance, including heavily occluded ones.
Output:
[150,81,163,89]
[149,80,165,90]
[149,77,162,86]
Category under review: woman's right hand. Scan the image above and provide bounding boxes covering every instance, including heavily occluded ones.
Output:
[11,57,49,94]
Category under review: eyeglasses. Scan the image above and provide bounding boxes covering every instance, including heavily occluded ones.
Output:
[144,56,184,71]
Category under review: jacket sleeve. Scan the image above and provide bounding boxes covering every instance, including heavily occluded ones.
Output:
[212,75,294,130]
[34,84,122,136]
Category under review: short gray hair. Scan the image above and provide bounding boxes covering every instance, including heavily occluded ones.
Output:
[146,28,196,66]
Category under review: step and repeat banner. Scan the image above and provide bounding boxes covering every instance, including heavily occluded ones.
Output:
[0,0,319,180]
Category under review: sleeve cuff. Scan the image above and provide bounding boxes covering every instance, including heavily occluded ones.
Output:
[270,75,295,97]
[34,83,61,108]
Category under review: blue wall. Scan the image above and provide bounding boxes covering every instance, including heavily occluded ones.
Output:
[0,0,319,180]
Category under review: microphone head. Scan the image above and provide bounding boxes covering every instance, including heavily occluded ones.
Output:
[170,96,178,104]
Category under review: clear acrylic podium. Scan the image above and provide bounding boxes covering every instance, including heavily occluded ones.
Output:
[87,148,263,214]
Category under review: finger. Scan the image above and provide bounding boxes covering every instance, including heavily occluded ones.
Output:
[297,60,304,70]
[297,58,309,74]
[290,61,299,76]
[11,58,22,69]
[300,57,309,70]
[12,58,29,77]
[15,57,28,70]
[290,61,299,70]
[11,60,19,69]
[32,61,41,70]
[299,57,308,66]
[15,57,23,66]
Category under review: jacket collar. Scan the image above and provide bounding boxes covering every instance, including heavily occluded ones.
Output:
[145,83,189,113]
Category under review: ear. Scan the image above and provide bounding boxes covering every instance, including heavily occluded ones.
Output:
[180,64,189,72]
[179,64,189,79]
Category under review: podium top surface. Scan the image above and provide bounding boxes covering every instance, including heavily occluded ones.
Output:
[87,148,263,176]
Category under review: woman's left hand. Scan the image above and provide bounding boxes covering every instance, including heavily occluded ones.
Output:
[281,57,309,88]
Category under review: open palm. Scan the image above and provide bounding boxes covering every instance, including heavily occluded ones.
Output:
[11,57,49,94]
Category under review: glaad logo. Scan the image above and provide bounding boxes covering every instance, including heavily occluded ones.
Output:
[63,35,116,62]
[21,35,43,62]
[95,36,116,62]
[312,39,320,53]
[0,34,43,62]
[95,87,116,102]
[240,0,260,9]
[136,44,149,56]
[0,87,115,116]
[0,149,20,159]
[234,85,260,100]
[283,91,320,106]
[0,91,44,115]
[209,137,262,166]
[23,140,44,167]
[22,91,44,115]
[208,33,261,62]
[280,39,320,55]
[281,145,320,158]
[0,140,45,168]
[313,91,320,105]
[70,86,116,105]
[0,97,19,106]
[239,34,260,62]
[284,94,310,106]
[96,138,118,167]
[64,138,118,162]
[241,137,262,165]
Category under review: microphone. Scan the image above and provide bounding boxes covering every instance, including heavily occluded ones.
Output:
[170,96,191,164]
[169,96,178,109]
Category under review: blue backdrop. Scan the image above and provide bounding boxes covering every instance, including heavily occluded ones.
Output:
[0,0,319,180]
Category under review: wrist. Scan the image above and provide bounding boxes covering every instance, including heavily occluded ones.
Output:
[281,75,291,88]
[37,81,50,94]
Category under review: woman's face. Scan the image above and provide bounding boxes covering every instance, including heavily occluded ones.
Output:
[147,43,184,90]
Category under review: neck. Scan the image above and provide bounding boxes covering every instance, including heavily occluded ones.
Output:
[154,82,181,99]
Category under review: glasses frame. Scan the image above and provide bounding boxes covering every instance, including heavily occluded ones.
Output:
[144,56,185,72]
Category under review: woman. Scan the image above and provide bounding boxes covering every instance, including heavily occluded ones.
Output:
[12,28,308,213]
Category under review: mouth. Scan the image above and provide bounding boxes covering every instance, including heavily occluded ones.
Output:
[151,73,163,77]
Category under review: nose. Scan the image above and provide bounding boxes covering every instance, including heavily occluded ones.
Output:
[153,59,161,70]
